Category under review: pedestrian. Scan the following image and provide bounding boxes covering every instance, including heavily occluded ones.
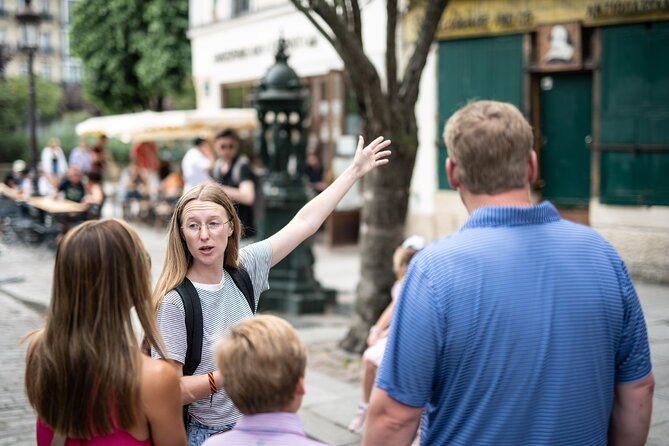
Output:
[363,100,654,446]
[152,135,391,446]
[90,134,109,176]
[183,137,215,193]
[69,139,91,174]
[348,236,424,434]
[82,171,105,219]
[57,166,86,203]
[24,219,186,446]
[40,137,68,188]
[211,129,256,240]
[202,315,327,446]
[303,151,328,194]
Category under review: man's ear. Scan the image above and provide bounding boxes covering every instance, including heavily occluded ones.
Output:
[446,158,460,190]
[528,150,538,184]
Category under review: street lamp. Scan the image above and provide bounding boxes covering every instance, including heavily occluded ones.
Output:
[16,0,41,196]
[0,44,12,79]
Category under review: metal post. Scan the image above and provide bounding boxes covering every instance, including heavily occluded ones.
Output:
[27,49,39,196]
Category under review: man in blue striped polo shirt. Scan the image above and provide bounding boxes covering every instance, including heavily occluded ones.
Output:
[364,100,654,446]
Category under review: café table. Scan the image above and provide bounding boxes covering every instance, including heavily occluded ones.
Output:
[27,196,88,214]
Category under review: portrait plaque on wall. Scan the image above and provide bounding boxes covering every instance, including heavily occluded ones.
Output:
[537,22,582,72]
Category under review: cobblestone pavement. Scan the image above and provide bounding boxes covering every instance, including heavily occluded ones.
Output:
[0,292,43,446]
[1,223,668,445]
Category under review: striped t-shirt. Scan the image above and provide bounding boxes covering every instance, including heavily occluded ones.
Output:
[153,240,272,427]
[377,202,651,445]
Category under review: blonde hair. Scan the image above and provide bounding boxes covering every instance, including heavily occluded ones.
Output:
[443,100,534,195]
[24,219,166,438]
[153,183,241,307]
[216,315,306,414]
[393,246,418,280]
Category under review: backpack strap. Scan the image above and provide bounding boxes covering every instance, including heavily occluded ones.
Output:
[226,265,256,313]
[174,277,202,427]
[175,278,203,376]
[231,156,249,186]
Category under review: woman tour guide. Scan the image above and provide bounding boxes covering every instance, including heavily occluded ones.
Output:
[152,136,391,445]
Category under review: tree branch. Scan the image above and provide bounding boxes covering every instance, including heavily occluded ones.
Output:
[304,0,388,126]
[289,0,336,48]
[399,0,449,108]
[348,0,362,47]
[386,0,398,102]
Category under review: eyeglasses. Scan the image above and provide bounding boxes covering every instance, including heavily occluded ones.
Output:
[218,144,236,150]
[181,218,232,236]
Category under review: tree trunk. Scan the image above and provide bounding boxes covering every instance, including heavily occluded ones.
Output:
[339,111,418,353]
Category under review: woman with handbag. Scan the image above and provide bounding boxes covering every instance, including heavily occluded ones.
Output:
[25,219,186,446]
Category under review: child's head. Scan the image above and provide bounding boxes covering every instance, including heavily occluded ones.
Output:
[393,247,418,280]
[216,315,307,415]
[393,235,425,280]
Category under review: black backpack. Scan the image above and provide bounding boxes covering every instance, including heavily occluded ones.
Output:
[175,266,255,425]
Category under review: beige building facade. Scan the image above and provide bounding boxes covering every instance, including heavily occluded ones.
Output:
[0,0,81,83]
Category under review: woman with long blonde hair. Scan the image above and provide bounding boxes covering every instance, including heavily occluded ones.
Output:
[25,219,186,446]
[152,136,391,446]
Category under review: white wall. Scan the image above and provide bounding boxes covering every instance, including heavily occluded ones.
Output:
[189,0,389,110]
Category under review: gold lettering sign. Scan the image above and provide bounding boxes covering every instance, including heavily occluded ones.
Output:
[413,0,669,40]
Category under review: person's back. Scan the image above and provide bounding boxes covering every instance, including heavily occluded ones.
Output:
[365,100,653,446]
[390,207,647,445]
[24,219,186,446]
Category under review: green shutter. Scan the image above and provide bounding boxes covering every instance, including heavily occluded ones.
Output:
[600,22,669,205]
[437,35,523,189]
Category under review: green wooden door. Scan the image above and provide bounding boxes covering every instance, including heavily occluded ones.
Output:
[437,35,523,189]
[600,22,669,205]
[539,74,592,206]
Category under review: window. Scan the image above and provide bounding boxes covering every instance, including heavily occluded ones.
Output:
[221,82,254,108]
[63,58,81,83]
[61,30,69,56]
[40,31,51,52]
[40,0,49,14]
[0,29,6,44]
[61,0,76,24]
[231,0,249,17]
[41,61,51,79]
[20,62,28,75]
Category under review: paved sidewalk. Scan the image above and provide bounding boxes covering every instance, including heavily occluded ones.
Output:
[0,223,667,445]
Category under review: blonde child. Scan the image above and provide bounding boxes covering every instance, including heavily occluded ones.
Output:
[203,315,327,446]
[348,236,424,433]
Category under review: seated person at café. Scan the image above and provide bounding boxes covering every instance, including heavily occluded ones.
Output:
[158,160,184,204]
[58,166,85,203]
[203,315,327,446]
[82,172,105,219]
[4,160,27,189]
[121,162,150,200]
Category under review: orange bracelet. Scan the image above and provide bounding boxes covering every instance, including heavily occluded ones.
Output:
[207,372,217,395]
[208,372,217,407]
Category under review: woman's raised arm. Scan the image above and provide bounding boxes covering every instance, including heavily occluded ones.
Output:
[268,136,391,267]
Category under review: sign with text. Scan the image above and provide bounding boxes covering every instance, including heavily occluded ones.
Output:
[406,0,669,40]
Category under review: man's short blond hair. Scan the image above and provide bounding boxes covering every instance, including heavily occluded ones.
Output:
[443,100,534,195]
[216,315,307,414]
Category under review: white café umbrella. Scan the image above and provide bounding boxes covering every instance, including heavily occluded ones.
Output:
[76,108,258,143]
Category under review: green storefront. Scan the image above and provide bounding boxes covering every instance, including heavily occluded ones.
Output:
[432,0,669,218]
